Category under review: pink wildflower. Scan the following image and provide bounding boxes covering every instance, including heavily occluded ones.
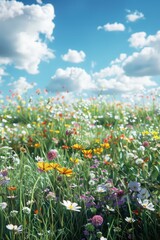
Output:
[142,141,149,147]
[47,149,58,161]
[91,215,103,227]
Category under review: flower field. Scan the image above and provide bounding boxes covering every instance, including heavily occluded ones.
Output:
[0,94,160,240]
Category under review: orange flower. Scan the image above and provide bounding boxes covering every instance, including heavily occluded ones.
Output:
[37,162,60,171]
[34,143,41,148]
[56,167,73,176]
[82,149,93,159]
[34,209,39,214]
[34,208,41,214]
[8,186,17,191]
[62,145,70,150]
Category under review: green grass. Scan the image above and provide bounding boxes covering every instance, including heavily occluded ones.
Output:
[0,95,160,240]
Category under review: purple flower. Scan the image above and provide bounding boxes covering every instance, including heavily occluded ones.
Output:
[47,149,58,161]
[91,215,103,227]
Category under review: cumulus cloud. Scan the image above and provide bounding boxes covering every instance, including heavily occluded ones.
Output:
[61,49,86,63]
[124,31,160,76]
[47,67,95,92]
[128,32,147,48]
[8,77,37,95]
[0,0,55,74]
[36,0,43,4]
[126,10,144,22]
[97,22,125,31]
[95,75,157,93]
[93,65,124,79]
[111,53,127,65]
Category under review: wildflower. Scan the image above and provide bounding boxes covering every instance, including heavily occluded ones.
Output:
[89,179,96,185]
[135,158,144,165]
[137,188,150,199]
[10,210,18,216]
[128,181,141,192]
[142,141,150,147]
[34,209,39,214]
[138,146,145,153]
[125,217,135,223]
[106,205,114,212]
[20,147,27,153]
[0,169,8,177]
[47,149,58,160]
[100,143,110,149]
[93,147,103,155]
[35,156,44,162]
[91,215,103,227]
[56,167,73,176]
[8,186,17,191]
[46,191,56,200]
[137,199,155,211]
[34,143,41,148]
[6,224,22,232]
[72,144,83,150]
[0,202,7,210]
[66,129,73,136]
[61,200,81,212]
[96,184,107,193]
[26,200,35,205]
[100,237,107,240]
[37,162,60,171]
[22,207,31,214]
[70,157,80,164]
[90,171,96,179]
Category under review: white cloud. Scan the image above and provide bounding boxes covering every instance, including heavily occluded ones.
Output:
[93,63,157,94]
[47,64,157,96]
[8,77,37,95]
[93,65,124,79]
[0,0,55,74]
[36,0,43,4]
[61,49,86,63]
[124,31,160,76]
[95,75,157,93]
[0,67,7,83]
[47,67,95,92]
[126,10,144,22]
[128,32,147,48]
[97,22,125,31]
[111,53,127,65]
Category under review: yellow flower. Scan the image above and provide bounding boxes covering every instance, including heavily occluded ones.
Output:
[153,135,160,140]
[142,131,150,135]
[70,158,80,164]
[56,167,73,176]
[93,147,103,154]
[54,130,60,134]
[100,143,110,149]
[37,162,60,171]
[72,144,83,150]
[34,143,41,148]
[82,149,92,154]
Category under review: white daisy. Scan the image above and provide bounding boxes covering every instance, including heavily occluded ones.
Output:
[61,200,81,212]
[137,199,155,211]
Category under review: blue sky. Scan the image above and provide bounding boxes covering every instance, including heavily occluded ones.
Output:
[0,0,160,101]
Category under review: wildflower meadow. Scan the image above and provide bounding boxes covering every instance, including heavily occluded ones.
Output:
[0,93,160,240]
